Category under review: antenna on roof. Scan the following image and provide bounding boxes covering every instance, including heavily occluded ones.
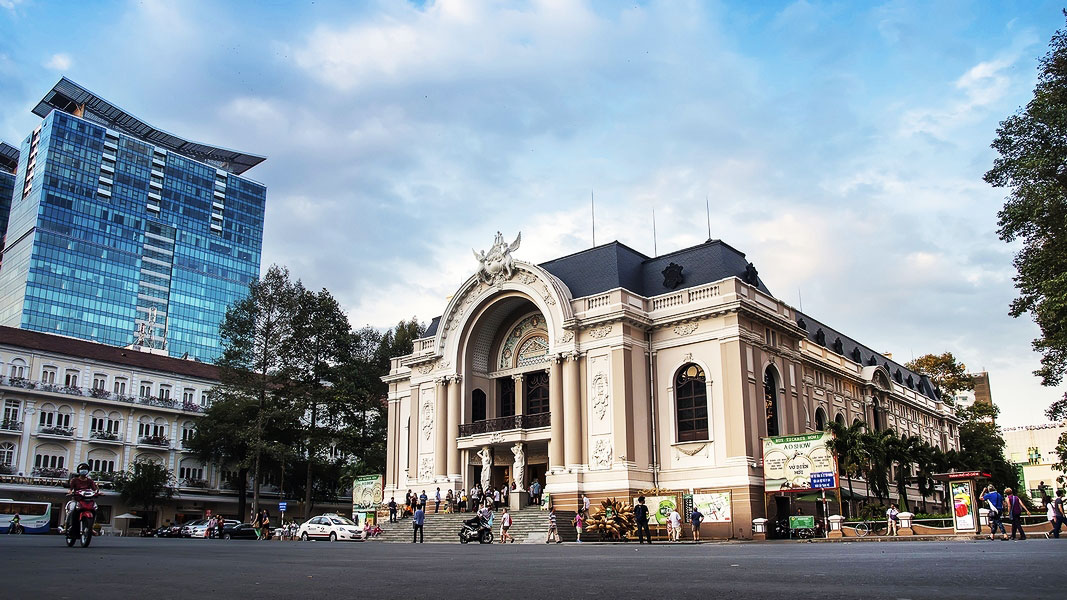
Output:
[706,195,712,241]
[591,189,596,247]
[798,288,803,313]
[652,208,658,257]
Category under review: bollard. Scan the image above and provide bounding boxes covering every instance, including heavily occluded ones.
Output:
[752,518,768,541]
[827,514,845,538]
[896,512,914,536]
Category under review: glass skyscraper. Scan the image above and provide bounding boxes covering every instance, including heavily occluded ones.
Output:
[0,78,266,362]
[0,141,17,266]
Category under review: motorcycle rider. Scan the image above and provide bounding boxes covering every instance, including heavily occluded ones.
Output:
[463,504,492,534]
[65,463,99,530]
[9,512,21,534]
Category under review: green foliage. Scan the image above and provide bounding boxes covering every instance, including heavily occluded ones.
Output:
[904,352,974,403]
[955,402,1017,493]
[984,13,1067,386]
[1047,392,1067,477]
[111,459,175,512]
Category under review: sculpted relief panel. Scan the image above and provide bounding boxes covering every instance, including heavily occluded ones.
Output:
[587,354,612,436]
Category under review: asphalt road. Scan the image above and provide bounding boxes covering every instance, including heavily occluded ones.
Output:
[0,535,1063,599]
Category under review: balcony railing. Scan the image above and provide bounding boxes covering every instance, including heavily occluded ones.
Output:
[31,467,69,478]
[138,435,170,447]
[90,430,121,442]
[38,425,75,437]
[0,419,23,432]
[181,478,209,488]
[458,412,551,437]
[0,376,205,414]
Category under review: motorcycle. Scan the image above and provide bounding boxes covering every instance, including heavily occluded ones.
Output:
[8,521,24,535]
[65,489,98,548]
[458,517,494,544]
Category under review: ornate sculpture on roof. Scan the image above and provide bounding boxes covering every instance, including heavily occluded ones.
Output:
[662,262,684,289]
[742,262,759,285]
[473,231,521,284]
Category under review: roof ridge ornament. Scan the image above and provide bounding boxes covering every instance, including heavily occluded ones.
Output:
[473,231,521,285]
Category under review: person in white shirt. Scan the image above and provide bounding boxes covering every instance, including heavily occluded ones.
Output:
[668,509,682,541]
[582,494,591,516]
[500,507,514,543]
[886,504,899,536]
[494,489,501,510]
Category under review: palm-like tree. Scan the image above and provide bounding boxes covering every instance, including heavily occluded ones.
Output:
[886,435,924,512]
[826,420,866,516]
[912,442,939,514]
[860,429,895,504]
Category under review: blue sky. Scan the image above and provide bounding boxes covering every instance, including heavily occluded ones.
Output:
[0,0,1062,425]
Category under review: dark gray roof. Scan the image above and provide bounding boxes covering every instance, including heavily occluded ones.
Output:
[794,311,938,400]
[0,141,18,173]
[538,239,772,298]
[424,316,441,337]
[33,77,265,175]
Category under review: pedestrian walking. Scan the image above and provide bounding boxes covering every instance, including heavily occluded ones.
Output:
[412,505,425,543]
[216,515,225,539]
[1052,489,1065,538]
[501,484,509,508]
[1005,488,1030,540]
[388,496,398,523]
[668,507,682,542]
[261,510,271,540]
[530,479,542,506]
[981,485,1007,540]
[445,489,454,513]
[573,511,584,543]
[493,489,501,510]
[582,494,591,516]
[547,507,561,543]
[252,510,263,540]
[690,506,704,542]
[500,507,514,543]
[886,504,899,536]
[435,487,441,513]
[634,496,652,544]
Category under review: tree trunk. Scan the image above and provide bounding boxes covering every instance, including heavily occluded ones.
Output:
[237,467,249,522]
[847,475,856,518]
[304,401,317,520]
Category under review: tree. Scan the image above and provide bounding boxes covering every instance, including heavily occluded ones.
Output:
[827,419,866,516]
[213,264,301,515]
[912,442,941,514]
[956,402,1017,493]
[859,429,894,504]
[112,459,175,526]
[1046,392,1067,486]
[905,353,974,404]
[984,14,1067,386]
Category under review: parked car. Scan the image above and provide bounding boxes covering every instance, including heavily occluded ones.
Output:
[297,514,363,542]
[220,522,268,540]
[180,519,209,538]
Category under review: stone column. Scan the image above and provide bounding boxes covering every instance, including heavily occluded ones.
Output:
[549,356,565,471]
[513,373,525,416]
[407,383,419,480]
[564,352,583,469]
[447,375,461,478]
[385,398,397,489]
[435,378,448,478]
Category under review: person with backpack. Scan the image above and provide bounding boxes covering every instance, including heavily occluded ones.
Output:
[500,506,514,543]
[982,485,1007,540]
[634,496,651,544]
[1004,488,1030,540]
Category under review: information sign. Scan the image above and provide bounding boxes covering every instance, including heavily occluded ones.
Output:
[762,432,837,493]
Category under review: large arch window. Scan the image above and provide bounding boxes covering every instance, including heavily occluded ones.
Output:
[835,412,845,426]
[498,314,548,369]
[815,407,827,431]
[675,364,708,442]
[472,389,487,422]
[526,372,550,414]
[764,367,780,437]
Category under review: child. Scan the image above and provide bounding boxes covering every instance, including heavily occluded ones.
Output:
[573,511,584,543]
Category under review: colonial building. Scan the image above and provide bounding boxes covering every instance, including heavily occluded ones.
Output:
[0,325,344,530]
[383,234,961,537]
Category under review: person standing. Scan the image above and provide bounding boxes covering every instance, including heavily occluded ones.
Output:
[419,490,428,511]
[690,506,704,542]
[493,488,501,510]
[634,496,651,544]
[668,507,682,542]
[573,511,584,543]
[412,505,425,543]
[1005,488,1030,540]
[251,510,263,540]
[500,507,514,543]
[1052,489,1065,538]
[435,488,442,513]
[530,480,542,506]
[260,510,271,540]
[388,496,398,523]
[982,485,1007,540]
[582,494,591,517]
[886,504,899,536]
[546,507,561,543]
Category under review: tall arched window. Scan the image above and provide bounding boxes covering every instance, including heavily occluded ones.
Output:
[675,364,708,442]
[0,441,16,467]
[498,379,515,418]
[526,372,550,414]
[764,367,780,437]
[472,389,486,422]
[815,407,827,431]
[835,412,845,426]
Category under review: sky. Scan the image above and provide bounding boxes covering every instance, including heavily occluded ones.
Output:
[0,0,1063,426]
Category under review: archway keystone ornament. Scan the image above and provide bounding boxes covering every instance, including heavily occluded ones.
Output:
[473,231,521,285]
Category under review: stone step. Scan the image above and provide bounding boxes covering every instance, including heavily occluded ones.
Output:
[376,508,577,543]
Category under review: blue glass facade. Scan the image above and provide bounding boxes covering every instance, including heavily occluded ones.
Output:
[0,169,12,252]
[0,110,264,362]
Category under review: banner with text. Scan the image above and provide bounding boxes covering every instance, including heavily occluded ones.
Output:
[762,432,838,493]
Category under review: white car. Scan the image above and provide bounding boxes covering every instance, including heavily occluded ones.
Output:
[297,514,363,541]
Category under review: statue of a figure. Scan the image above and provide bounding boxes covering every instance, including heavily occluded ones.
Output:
[477,446,492,491]
[473,231,521,284]
[511,443,525,489]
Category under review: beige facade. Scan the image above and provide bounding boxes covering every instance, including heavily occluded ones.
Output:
[1003,422,1066,498]
[383,238,961,538]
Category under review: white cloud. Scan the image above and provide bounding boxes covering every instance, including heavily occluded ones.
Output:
[44,53,71,71]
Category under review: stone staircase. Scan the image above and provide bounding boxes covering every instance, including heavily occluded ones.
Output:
[375,507,577,544]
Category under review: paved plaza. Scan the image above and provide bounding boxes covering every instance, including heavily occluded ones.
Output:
[1,536,1062,599]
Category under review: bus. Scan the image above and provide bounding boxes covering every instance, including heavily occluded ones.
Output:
[0,499,52,533]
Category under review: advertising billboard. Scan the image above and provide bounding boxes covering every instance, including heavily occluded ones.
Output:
[633,496,679,525]
[692,492,732,522]
[951,480,975,532]
[762,432,837,493]
[352,474,384,510]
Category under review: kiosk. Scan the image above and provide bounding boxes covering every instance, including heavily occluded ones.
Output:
[932,471,990,535]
